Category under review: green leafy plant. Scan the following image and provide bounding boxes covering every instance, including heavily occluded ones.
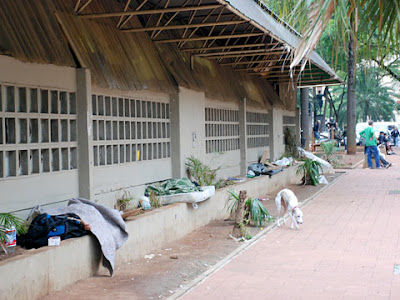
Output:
[115,190,134,211]
[0,213,27,244]
[320,140,336,163]
[186,156,220,187]
[227,190,272,227]
[296,158,322,186]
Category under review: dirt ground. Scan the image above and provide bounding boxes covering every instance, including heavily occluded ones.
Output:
[40,171,344,300]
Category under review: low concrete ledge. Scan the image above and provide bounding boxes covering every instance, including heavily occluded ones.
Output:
[0,166,301,300]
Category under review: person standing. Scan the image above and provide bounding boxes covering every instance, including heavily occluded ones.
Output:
[360,121,381,169]
[313,120,321,140]
[391,127,399,147]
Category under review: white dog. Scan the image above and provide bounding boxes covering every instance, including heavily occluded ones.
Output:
[275,188,303,229]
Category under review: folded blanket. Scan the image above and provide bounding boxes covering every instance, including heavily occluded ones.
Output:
[45,198,129,276]
[145,178,201,196]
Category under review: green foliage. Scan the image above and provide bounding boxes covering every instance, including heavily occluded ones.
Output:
[0,213,27,244]
[227,190,272,227]
[186,156,221,187]
[296,158,322,186]
[320,140,336,163]
[115,190,134,211]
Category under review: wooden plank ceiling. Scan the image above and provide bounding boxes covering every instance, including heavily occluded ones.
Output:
[74,0,341,87]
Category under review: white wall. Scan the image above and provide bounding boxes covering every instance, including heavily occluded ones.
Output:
[0,56,79,214]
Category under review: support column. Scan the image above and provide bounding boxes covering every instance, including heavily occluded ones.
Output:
[295,107,301,146]
[170,93,181,178]
[300,88,311,150]
[268,108,275,161]
[239,98,247,176]
[76,69,94,199]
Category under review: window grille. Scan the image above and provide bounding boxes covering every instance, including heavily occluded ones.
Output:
[92,95,170,166]
[205,107,240,153]
[246,111,269,148]
[0,84,78,179]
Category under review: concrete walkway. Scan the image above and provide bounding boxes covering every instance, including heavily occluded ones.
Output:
[180,154,400,300]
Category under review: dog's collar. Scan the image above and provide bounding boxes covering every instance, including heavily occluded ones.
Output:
[292,206,299,212]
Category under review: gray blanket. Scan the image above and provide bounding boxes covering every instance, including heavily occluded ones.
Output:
[45,198,129,276]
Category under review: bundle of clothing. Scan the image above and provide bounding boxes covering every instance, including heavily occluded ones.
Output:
[18,198,129,276]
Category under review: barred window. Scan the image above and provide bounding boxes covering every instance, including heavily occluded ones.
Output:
[92,95,170,166]
[205,107,240,153]
[246,111,269,148]
[0,84,77,179]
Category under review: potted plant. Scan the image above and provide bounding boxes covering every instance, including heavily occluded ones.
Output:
[0,213,27,254]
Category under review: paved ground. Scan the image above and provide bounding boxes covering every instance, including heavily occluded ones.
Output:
[179,153,400,300]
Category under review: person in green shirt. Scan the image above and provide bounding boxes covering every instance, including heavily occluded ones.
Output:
[360,120,381,169]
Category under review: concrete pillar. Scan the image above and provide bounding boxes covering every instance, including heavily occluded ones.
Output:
[76,69,94,199]
[170,93,181,178]
[269,108,275,161]
[300,88,311,150]
[295,107,301,146]
[239,98,247,176]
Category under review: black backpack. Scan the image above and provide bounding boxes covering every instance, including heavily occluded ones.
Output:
[18,213,89,249]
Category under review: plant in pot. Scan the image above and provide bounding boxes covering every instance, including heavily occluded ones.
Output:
[296,158,323,186]
[0,213,27,254]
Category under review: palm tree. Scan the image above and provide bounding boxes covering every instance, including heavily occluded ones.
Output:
[264,0,400,154]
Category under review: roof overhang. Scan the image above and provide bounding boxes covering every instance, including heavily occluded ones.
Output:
[76,0,343,87]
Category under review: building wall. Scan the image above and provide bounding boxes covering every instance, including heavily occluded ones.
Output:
[90,87,172,207]
[0,55,299,216]
[0,56,79,213]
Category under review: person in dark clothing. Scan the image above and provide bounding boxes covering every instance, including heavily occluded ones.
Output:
[392,127,399,147]
[313,120,321,140]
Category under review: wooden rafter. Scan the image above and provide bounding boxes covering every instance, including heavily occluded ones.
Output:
[200,7,226,49]
[74,0,81,12]
[122,20,246,32]
[203,50,285,60]
[119,0,148,28]
[193,47,284,57]
[178,0,201,48]
[262,72,328,79]
[117,0,132,28]
[234,65,319,72]
[152,0,191,39]
[76,0,94,14]
[179,6,222,48]
[151,0,171,39]
[79,4,223,18]
[221,58,291,65]
[182,43,276,52]
[276,78,338,84]
[154,33,263,44]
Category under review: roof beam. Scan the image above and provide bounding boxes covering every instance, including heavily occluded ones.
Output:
[221,58,291,65]
[154,32,263,44]
[182,43,277,52]
[121,20,246,32]
[79,4,224,18]
[204,51,285,60]
[262,72,328,79]
[119,0,148,28]
[193,47,284,57]
[235,65,319,72]
[276,78,339,84]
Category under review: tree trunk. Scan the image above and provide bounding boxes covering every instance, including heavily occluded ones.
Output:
[300,88,311,150]
[232,190,246,238]
[346,17,357,155]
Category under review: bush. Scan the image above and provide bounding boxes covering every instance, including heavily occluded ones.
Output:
[186,156,223,187]
[296,158,322,186]
[227,190,272,227]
